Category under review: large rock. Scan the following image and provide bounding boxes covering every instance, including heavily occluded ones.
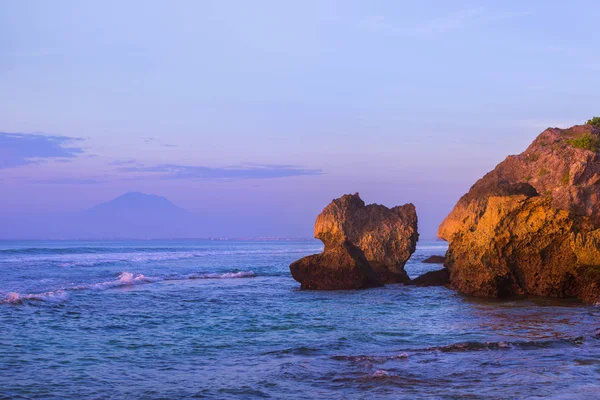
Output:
[290,193,419,289]
[313,193,419,283]
[440,124,600,303]
[445,195,600,303]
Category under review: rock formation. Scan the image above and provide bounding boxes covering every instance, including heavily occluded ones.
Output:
[290,193,419,289]
[289,241,381,290]
[439,124,600,241]
[422,255,446,264]
[440,124,600,303]
[409,268,450,287]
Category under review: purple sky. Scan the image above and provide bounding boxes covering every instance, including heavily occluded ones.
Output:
[1,1,599,238]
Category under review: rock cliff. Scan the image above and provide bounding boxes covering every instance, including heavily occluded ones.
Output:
[440,123,600,303]
[439,124,600,241]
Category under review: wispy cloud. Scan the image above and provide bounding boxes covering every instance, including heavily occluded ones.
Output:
[515,119,583,129]
[144,137,177,147]
[417,8,484,37]
[0,132,84,169]
[360,8,530,39]
[118,163,323,180]
[34,178,104,185]
[108,159,137,166]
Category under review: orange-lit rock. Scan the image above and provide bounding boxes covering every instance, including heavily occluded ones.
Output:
[290,193,418,289]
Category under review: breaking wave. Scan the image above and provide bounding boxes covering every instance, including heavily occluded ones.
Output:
[1,270,255,305]
[0,290,69,305]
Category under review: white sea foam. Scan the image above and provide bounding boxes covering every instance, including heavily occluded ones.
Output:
[1,290,69,304]
[72,270,254,291]
[1,270,255,305]
[2,292,22,304]
[372,370,390,378]
[185,271,256,280]
[72,272,162,291]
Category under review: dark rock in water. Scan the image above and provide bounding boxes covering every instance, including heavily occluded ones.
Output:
[422,255,446,264]
[410,268,450,286]
[289,241,381,290]
[290,193,418,289]
[438,123,600,303]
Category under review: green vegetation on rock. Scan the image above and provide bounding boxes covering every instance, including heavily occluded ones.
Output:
[561,170,570,185]
[566,133,600,152]
[587,116,600,127]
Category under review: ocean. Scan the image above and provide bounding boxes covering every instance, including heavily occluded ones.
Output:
[0,240,598,399]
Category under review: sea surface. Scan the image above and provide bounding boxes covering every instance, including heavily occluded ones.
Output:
[0,240,598,399]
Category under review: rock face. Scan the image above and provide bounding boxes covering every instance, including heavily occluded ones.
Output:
[439,124,600,241]
[290,193,419,289]
[409,268,450,287]
[289,241,381,290]
[446,195,600,302]
[440,124,600,303]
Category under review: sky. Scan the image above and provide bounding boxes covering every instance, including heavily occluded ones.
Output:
[1,0,599,239]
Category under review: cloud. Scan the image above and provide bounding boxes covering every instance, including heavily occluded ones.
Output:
[34,178,104,185]
[144,137,177,147]
[0,132,84,169]
[515,119,582,129]
[109,159,137,166]
[417,8,484,37]
[360,8,530,39]
[118,163,323,180]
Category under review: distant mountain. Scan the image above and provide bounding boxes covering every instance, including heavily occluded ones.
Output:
[0,192,311,240]
[87,192,186,217]
[77,192,198,239]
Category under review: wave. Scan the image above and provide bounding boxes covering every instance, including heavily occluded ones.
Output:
[332,337,595,363]
[1,270,255,305]
[183,271,256,279]
[415,245,449,250]
[0,247,323,268]
[0,290,69,305]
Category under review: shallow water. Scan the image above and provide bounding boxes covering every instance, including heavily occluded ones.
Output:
[0,240,598,399]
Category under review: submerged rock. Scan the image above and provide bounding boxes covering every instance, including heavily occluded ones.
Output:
[290,193,418,289]
[422,255,446,264]
[440,124,600,303]
[409,268,450,287]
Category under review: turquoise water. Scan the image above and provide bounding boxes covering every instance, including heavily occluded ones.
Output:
[1,240,599,399]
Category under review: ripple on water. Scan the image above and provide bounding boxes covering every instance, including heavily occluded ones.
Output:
[0,240,599,400]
